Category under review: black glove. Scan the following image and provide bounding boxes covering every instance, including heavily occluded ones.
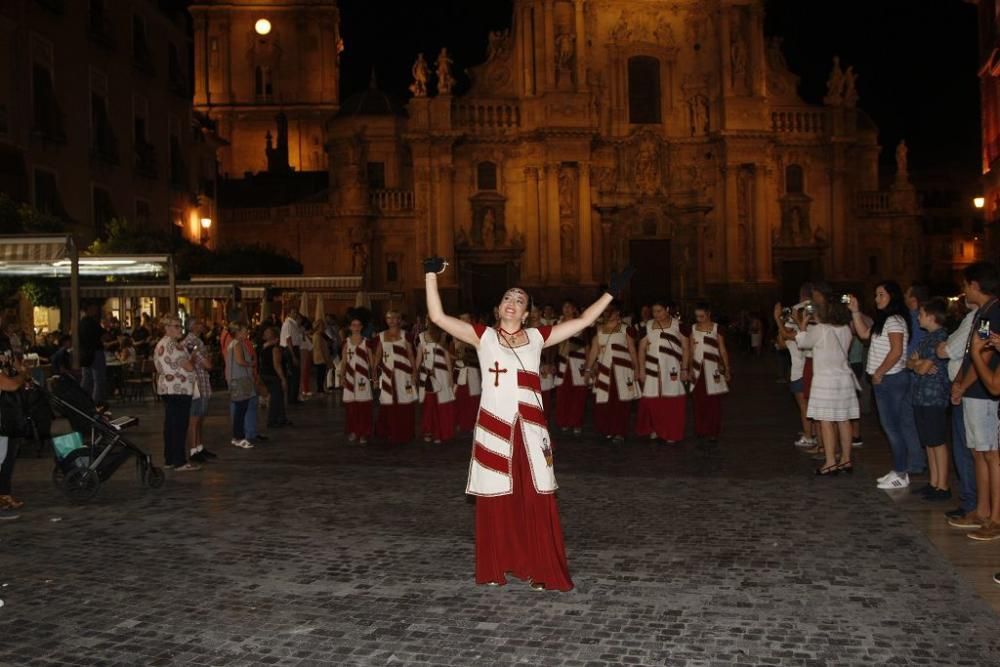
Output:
[607,265,636,298]
[423,257,447,274]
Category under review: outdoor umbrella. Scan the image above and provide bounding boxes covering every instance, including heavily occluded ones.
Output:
[299,291,309,318]
[314,292,325,323]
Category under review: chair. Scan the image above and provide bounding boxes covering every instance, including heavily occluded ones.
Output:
[123,359,156,402]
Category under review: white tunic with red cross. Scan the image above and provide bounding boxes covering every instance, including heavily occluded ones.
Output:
[467,325,557,497]
[342,338,373,403]
[417,340,455,403]
[378,332,417,405]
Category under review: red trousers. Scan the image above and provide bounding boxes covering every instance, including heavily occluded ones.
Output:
[693,375,722,438]
[376,402,415,444]
[455,385,480,433]
[475,420,573,591]
[635,395,686,441]
[345,401,373,438]
[421,394,456,442]
[555,382,588,429]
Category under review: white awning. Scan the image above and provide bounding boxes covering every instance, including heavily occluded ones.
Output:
[62,283,240,299]
[189,274,362,290]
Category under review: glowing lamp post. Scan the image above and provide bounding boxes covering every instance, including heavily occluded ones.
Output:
[974,196,985,209]
[200,217,212,245]
[255,18,272,36]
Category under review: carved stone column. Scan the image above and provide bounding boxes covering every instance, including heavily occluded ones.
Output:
[754,165,773,282]
[521,3,535,96]
[578,162,594,283]
[523,167,541,282]
[574,0,586,91]
[723,165,739,281]
[543,0,556,91]
[437,165,456,287]
[221,15,233,103]
[545,162,561,284]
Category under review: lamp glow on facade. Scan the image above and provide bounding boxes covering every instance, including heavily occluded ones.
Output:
[255,18,272,36]
[974,196,986,209]
[200,217,212,230]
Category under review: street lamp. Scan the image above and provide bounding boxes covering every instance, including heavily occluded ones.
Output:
[255,18,272,36]
[200,217,212,245]
[974,196,986,209]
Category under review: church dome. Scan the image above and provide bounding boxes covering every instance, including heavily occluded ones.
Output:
[337,71,404,118]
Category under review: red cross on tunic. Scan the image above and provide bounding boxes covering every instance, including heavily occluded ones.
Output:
[489,361,508,387]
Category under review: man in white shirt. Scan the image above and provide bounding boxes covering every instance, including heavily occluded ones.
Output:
[280,309,303,405]
[938,301,978,520]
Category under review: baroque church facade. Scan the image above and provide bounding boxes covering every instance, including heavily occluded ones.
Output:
[198,0,921,314]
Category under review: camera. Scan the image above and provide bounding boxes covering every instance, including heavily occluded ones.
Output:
[781,307,792,318]
[804,302,815,315]
[978,320,991,340]
[840,294,851,304]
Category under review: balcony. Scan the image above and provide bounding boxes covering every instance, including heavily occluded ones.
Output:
[770,108,827,136]
[451,100,521,134]
[370,189,414,212]
[134,140,157,179]
[88,15,116,51]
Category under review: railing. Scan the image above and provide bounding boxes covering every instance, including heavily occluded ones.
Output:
[225,208,272,223]
[452,100,521,133]
[370,189,414,211]
[854,190,909,216]
[293,203,329,218]
[771,108,827,135]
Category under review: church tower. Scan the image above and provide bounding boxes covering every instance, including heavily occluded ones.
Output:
[191,0,341,176]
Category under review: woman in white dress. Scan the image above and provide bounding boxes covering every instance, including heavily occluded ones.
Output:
[794,300,859,476]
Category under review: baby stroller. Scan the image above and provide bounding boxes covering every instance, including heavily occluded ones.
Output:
[47,374,164,502]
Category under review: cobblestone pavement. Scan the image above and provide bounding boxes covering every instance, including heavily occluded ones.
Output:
[2,355,1000,666]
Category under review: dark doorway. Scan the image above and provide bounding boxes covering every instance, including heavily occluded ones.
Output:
[462,262,515,321]
[628,239,670,313]
[780,260,813,305]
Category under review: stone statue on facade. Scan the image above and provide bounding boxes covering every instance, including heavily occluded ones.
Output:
[436,48,455,95]
[730,29,748,92]
[409,53,429,97]
[486,30,510,63]
[843,66,859,108]
[558,168,576,217]
[895,140,909,184]
[689,95,709,136]
[635,135,660,195]
[610,11,630,42]
[481,208,496,248]
[655,16,676,46]
[824,56,844,106]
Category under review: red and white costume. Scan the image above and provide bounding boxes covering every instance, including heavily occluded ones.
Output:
[592,324,639,438]
[376,332,416,444]
[635,319,687,442]
[691,323,728,438]
[554,328,589,430]
[468,324,572,591]
[342,337,374,439]
[453,344,482,433]
[418,339,456,442]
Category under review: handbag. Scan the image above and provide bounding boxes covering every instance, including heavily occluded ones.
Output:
[227,345,257,402]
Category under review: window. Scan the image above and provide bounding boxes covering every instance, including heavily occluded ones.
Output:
[477,162,498,191]
[135,199,151,227]
[254,66,273,101]
[132,14,154,74]
[31,38,64,141]
[168,43,185,94]
[88,0,114,47]
[92,186,116,239]
[90,69,117,164]
[33,169,64,217]
[785,164,804,194]
[386,259,398,283]
[366,161,386,189]
[628,56,661,124]
[169,117,186,189]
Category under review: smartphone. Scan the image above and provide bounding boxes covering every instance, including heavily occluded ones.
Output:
[978,320,991,340]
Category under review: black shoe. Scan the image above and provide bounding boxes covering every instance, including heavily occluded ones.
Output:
[925,488,952,502]
[190,451,209,463]
[200,448,218,459]
[944,507,966,519]
[254,434,269,441]
[910,483,933,496]
[993,572,1000,585]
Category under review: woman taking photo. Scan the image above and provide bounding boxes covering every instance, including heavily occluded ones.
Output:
[849,281,912,489]
[423,255,632,591]
[793,300,859,475]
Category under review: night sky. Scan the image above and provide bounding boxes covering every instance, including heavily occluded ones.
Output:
[336,0,981,182]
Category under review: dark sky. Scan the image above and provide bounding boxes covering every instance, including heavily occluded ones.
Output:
[338,0,981,181]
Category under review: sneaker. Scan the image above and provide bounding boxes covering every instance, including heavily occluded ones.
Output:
[851,438,864,448]
[968,521,1000,542]
[993,572,1000,585]
[948,512,985,529]
[231,439,254,449]
[944,507,967,519]
[0,507,20,521]
[794,436,815,448]
[877,470,897,484]
[877,472,909,490]
[172,463,201,471]
[0,495,24,510]
[347,433,357,443]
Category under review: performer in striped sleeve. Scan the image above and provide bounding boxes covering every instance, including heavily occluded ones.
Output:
[586,301,640,443]
[423,256,632,591]
[340,316,374,444]
[554,300,590,435]
[373,311,417,444]
[417,323,457,443]
[636,300,691,443]
[690,302,731,441]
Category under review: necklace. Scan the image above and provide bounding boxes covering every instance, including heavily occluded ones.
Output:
[498,326,523,336]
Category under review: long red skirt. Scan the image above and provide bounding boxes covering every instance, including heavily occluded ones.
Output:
[635,395,686,441]
[345,401,373,438]
[555,382,588,429]
[421,394,456,442]
[300,353,313,395]
[455,385,480,433]
[693,375,722,438]
[475,420,573,591]
[593,375,631,437]
[376,402,415,444]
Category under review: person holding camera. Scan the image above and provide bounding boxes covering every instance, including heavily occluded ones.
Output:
[773,303,812,448]
[793,299,859,475]
[0,355,30,520]
[154,316,200,472]
[849,282,912,489]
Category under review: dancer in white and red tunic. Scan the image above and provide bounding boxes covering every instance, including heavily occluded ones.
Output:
[636,301,690,443]
[417,323,457,443]
[690,302,731,440]
[586,301,639,442]
[452,314,482,433]
[340,316,373,444]
[554,301,590,434]
[423,256,631,591]
[373,311,417,444]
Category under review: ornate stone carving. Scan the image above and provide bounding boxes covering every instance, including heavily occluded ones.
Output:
[556,30,575,88]
[729,14,749,94]
[409,53,428,97]
[843,66,858,108]
[824,56,844,106]
[558,166,576,217]
[655,16,676,47]
[436,48,455,95]
[609,11,630,42]
[631,132,664,196]
[481,207,496,248]
[687,94,710,136]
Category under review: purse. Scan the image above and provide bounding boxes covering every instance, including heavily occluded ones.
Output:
[227,345,256,402]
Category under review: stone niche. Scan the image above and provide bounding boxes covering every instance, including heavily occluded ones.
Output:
[467,192,507,249]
